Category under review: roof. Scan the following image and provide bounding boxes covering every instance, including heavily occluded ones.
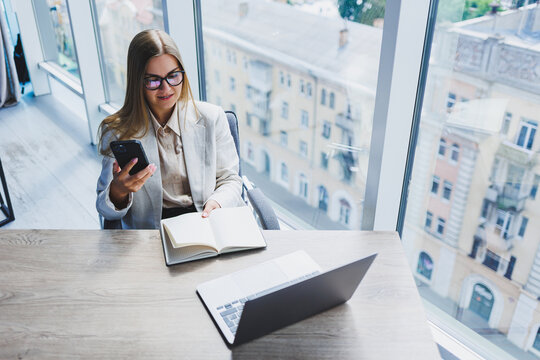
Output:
[202,0,382,92]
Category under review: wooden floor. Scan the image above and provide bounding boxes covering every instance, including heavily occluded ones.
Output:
[0,92,102,229]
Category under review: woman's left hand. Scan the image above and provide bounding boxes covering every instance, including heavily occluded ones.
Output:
[202,200,221,218]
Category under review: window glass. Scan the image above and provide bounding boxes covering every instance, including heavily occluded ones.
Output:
[45,0,79,77]
[438,138,446,156]
[201,0,385,229]
[417,252,434,280]
[92,0,164,106]
[402,2,540,358]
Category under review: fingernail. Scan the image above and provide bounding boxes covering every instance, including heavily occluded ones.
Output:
[202,212,208,217]
[132,158,138,163]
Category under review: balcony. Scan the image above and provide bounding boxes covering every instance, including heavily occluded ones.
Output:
[484,186,498,203]
[498,140,537,167]
[335,112,355,132]
[497,184,527,212]
[471,229,516,280]
[247,60,272,93]
[246,86,270,119]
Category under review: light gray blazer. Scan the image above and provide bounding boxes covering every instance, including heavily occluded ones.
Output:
[96,101,244,229]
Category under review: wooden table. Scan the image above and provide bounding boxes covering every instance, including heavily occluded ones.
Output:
[0,230,439,359]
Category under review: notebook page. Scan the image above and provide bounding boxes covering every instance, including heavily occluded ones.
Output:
[209,207,266,251]
[162,212,217,249]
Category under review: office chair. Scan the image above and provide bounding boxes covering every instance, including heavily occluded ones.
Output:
[0,158,15,227]
[102,111,280,230]
[225,111,280,230]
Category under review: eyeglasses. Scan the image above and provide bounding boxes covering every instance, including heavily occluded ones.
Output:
[143,70,185,90]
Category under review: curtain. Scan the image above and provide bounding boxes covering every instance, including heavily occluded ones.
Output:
[0,7,20,108]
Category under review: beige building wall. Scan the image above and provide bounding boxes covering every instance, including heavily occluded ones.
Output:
[204,34,373,229]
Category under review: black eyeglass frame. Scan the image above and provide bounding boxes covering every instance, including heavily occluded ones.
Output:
[143,70,185,90]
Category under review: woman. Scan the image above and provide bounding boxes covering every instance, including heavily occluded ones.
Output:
[96,29,243,229]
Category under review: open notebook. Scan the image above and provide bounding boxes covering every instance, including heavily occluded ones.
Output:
[160,206,266,266]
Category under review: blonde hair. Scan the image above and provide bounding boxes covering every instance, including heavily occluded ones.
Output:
[98,29,198,155]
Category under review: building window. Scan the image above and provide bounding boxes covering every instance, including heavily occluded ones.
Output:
[318,185,328,212]
[301,110,309,128]
[246,112,252,127]
[280,162,288,183]
[299,141,308,157]
[533,327,540,352]
[306,82,312,98]
[446,92,456,109]
[321,88,326,105]
[431,175,440,195]
[229,77,235,91]
[280,131,288,147]
[438,138,446,157]
[299,79,305,95]
[281,101,289,119]
[339,199,351,225]
[515,119,537,150]
[436,217,445,235]
[442,180,453,201]
[246,142,254,162]
[481,199,490,219]
[329,92,335,109]
[531,175,540,199]
[279,71,284,86]
[518,216,528,238]
[425,211,433,229]
[496,210,513,240]
[287,74,291,88]
[298,174,308,199]
[322,121,331,139]
[320,152,328,169]
[501,112,512,134]
[243,56,248,69]
[417,252,434,280]
[450,144,459,163]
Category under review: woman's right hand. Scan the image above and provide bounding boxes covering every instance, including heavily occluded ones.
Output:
[109,158,157,209]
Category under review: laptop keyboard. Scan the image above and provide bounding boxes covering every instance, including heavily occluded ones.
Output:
[216,271,320,335]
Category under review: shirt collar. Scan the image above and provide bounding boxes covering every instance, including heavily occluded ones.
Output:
[149,104,181,137]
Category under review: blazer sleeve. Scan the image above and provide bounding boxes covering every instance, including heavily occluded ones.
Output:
[95,130,134,220]
[206,108,243,208]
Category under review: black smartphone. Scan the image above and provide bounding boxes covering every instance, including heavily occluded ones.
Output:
[110,140,150,176]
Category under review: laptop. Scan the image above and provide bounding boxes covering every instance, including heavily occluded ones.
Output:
[196,250,377,346]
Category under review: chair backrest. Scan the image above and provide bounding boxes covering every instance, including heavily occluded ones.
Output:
[225,111,280,230]
[224,111,241,176]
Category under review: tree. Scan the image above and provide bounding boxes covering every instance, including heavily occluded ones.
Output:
[337,0,386,26]
[437,0,500,23]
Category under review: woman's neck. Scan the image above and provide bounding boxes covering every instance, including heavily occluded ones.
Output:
[150,106,175,126]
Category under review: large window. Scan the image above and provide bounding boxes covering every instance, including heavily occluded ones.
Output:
[402,1,540,358]
[34,0,80,78]
[201,0,385,230]
[91,0,165,106]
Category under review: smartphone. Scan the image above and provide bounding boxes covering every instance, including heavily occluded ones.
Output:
[110,140,150,176]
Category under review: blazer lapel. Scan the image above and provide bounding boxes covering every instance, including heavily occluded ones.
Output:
[179,103,206,210]
[139,123,162,226]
